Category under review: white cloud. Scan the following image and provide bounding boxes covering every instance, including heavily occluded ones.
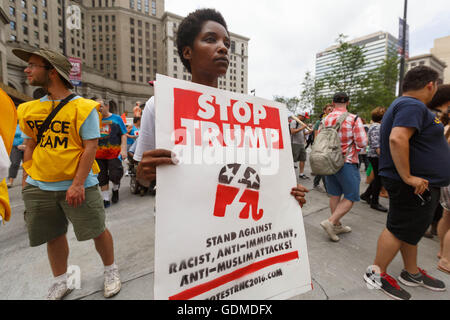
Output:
[165,0,450,100]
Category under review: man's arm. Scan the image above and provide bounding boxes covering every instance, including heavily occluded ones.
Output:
[290,124,307,135]
[66,139,98,208]
[22,138,36,188]
[120,134,127,159]
[353,118,368,149]
[389,127,428,195]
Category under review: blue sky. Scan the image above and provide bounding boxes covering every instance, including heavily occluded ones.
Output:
[165,0,450,100]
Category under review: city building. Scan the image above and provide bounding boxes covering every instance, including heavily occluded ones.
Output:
[430,35,450,83]
[0,5,9,86]
[406,54,446,83]
[315,31,399,96]
[2,0,249,111]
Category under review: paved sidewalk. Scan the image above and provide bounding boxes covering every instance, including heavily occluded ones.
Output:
[0,166,448,300]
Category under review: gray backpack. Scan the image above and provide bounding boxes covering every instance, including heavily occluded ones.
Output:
[309,112,349,176]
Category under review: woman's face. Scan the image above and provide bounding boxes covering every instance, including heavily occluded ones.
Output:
[184,20,230,85]
[436,101,450,113]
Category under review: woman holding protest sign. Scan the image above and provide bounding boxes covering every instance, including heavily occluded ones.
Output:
[134,8,308,207]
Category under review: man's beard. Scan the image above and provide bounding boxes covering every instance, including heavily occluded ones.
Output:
[29,75,51,88]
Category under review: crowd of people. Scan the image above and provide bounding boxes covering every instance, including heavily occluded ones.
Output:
[0,7,449,301]
[289,68,450,300]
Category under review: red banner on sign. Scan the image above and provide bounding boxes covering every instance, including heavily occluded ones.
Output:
[173,88,284,150]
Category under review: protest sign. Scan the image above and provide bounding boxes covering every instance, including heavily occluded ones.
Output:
[154,74,311,300]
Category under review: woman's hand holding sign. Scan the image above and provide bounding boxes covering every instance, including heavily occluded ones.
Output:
[137,149,177,186]
[291,184,309,208]
[137,148,308,209]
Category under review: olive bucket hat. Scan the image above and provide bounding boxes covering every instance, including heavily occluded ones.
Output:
[12,48,74,89]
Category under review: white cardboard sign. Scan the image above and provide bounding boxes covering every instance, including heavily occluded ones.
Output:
[154,74,311,300]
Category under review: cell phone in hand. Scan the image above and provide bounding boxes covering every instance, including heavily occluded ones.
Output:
[416,189,432,207]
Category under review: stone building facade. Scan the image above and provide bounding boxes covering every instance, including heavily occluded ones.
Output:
[2,0,249,111]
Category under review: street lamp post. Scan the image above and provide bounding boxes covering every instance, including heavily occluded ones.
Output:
[398,0,408,96]
[61,0,67,56]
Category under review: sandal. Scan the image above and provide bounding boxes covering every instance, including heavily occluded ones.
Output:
[437,265,450,275]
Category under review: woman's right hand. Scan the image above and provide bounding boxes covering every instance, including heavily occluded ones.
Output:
[137,149,176,186]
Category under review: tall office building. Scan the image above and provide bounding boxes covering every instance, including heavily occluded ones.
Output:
[431,35,450,83]
[315,31,398,97]
[2,0,249,110]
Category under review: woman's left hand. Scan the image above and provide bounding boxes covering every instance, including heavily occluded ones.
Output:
[291,184,309,208]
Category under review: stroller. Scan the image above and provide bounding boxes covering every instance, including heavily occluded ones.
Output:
[127,151,156,196]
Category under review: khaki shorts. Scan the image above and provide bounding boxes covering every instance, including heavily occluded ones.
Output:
[22,184,106,247]
[292,144,307,162]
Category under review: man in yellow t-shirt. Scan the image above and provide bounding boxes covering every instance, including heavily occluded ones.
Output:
[14,48,121,300]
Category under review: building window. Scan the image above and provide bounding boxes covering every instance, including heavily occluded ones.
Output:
[22,13,27,22]
[21,0,27,9]
[130,0,134,9]
[9,7,15,16]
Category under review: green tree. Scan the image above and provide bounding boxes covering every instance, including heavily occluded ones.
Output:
[299,71,327,119]
[323,34,369,105]
[318,34,399,120]
[273,95,300,114]
[275,34,399,122]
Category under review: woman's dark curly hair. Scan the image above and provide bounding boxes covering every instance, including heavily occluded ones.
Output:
[371,106,387,123]
[176,8,228,73]
[428,84,450,110]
